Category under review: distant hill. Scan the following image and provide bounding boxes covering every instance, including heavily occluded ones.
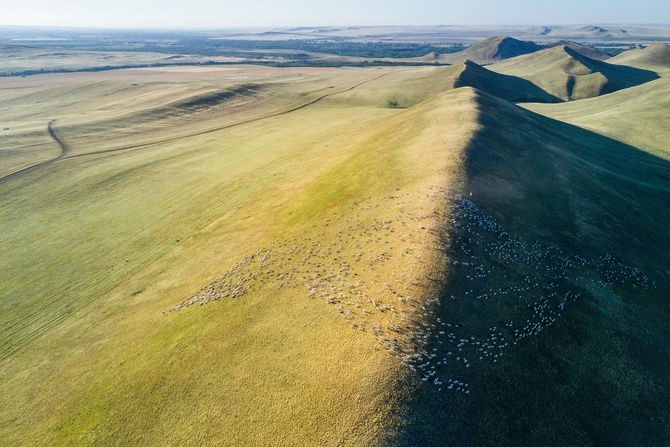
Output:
[609,43,670,74]
[577,25,609,34]
[489,45,659,101]
[546,40,612,60]
[576,25,629,38]
[441,36,544,65]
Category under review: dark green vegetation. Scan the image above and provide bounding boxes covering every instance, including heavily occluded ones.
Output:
[155,39,464,58]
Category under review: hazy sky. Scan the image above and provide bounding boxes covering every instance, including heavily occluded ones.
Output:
[1,0,669,28]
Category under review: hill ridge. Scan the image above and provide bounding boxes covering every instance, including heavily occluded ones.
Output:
[452,59,559,103]
[397,86,670,445]
[489,45,659,101]
[547,40,612,60]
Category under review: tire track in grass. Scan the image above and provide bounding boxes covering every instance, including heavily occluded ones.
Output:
[0,120,67,183]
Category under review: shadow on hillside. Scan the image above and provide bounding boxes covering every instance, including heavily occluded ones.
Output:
[455,60,562,103]
[392,94,670,446]
[565,46,660,91]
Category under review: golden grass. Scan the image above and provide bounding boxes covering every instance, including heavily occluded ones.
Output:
[0,66,478,445]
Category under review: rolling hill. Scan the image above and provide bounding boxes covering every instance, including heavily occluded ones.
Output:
[609,43,670,74]
[489,45,659,101]
[545,40,612,60]
[522,76,670,160]
[0,66,481,446]
[1,50,670,446]
[396,88,670,446]
[452,59,559,102]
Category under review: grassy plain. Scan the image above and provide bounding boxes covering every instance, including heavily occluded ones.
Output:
[0,44,243,76]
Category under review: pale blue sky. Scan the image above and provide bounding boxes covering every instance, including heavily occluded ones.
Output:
[1,0,668,28]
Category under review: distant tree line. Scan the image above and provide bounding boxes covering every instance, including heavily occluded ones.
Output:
[137,39,466,59]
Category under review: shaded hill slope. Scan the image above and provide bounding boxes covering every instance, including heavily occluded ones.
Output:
[523,76,670,160]
[452,60,559,103]
[395,88,670,446]
[609,43,670,74]
[490,45,659,101]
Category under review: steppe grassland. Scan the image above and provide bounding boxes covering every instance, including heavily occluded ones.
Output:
[0,66,478,445]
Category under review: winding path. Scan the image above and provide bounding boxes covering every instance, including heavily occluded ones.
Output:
[0,72,394,183]
[0,120,68,184]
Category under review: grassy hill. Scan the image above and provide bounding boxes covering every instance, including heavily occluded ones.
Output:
[489,45,659,101]
[609,43,670,75]
[545,40,612,60]
[522,76,670,160]
[0,65,480,445]
[452,60,559,103]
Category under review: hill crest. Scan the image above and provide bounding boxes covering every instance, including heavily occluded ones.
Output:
[451,59,559,103]
[442,36,543,65]
[547,40,611,60]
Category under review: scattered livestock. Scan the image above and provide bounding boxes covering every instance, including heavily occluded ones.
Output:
[169,186,654,395]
